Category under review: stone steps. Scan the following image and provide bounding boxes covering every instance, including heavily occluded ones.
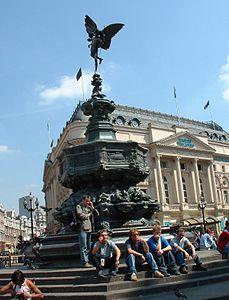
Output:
[1,251,228,299]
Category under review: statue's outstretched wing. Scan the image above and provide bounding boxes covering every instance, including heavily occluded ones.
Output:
[101,23,124,49]
[85,15,98,37]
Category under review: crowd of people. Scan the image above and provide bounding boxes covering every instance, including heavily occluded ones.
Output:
[0,194,228,298]
[88,225,211,280]
[75,195,229,280]
[74,195,229,280]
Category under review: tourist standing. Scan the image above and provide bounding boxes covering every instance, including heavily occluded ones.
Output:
[76,195,99,268]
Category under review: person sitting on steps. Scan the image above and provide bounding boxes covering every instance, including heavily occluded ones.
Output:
[148,224,180,276]
[90,229,121,277]
[170,228,207,274]
[0,269,43,299]
[125,228,164,281]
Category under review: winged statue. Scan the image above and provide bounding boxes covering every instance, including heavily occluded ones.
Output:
[85,15,124,72]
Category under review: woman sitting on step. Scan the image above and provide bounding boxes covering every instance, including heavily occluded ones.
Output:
[0,269,44,299]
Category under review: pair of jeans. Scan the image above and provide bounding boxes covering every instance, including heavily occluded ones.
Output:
[172,248,202,267]
[78,231,91,264]
[220,244,229,255]
[126,252,158,274]
[152,250,179,273]
[90,254,117,272]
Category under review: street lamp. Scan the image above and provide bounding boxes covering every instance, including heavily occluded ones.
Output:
[199,196,207,232]
[23,193,39,239]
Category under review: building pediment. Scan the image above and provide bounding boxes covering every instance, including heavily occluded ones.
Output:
[153,131,215,152]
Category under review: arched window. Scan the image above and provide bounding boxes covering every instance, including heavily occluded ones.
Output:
[182,177,188,203]
[222,177,229,204]
[163,176,169,204]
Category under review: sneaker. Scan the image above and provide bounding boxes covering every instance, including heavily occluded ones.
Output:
[130,272,138,281]
[110,270,117,276]
[170,270,180,276]
[153,271,164,278]
[196,264,208,271]
[179,266,188,274]
[82,262,93,268]
[161,271,170,277]
[98,270,105,278]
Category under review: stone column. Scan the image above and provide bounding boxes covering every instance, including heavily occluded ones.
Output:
[207,161,214,204]
[191,168,198,203]
[152,159,160,202]
[155,155,165,210]
[209,161,218,208]
[175,157,184,211]
[193,158,201,200]
[173,168,180,204]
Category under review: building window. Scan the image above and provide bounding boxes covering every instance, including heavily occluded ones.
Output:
[223,190,228,204]
[182,177,188,203]
[222,165,225,173]
[213,164,216,171]
[163,176,169,204]
[129,118,141,127]
[161,161,167,169]
[115,116,125,125]
[180,163,186,170]
[198,164,202,171]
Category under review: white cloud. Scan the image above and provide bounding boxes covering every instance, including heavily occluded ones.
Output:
[38,70,113,105]
[38,70,93,105]
[0,145,10,153]
[219,55,229,101]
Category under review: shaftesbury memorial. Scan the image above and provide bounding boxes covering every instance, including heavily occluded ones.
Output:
[54,15,159,230]
[26,16,159,267]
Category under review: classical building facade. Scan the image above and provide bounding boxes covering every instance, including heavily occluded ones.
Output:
[0,203,46,252]
[43,103,229,233]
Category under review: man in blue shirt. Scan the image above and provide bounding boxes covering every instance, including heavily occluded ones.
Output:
[125,228,164,281]
[148,225,180,276]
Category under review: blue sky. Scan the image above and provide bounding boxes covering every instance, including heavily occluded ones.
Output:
[0,0,229,212]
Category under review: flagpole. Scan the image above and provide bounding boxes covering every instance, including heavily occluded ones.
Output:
[76,68,85,101]
[204,100,215,130]
[173,86,180,126]
[47,122,52,152]
[81,73,85,101]
[208,103,215,130]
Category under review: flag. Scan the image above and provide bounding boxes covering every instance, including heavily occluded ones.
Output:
[76,68,82,81]
[173,86,176,98]
[204,100,210,110]
[47,122,50,135]
[50,139,54,148]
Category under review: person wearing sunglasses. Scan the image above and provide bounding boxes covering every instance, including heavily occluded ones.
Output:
[125,229,164,281]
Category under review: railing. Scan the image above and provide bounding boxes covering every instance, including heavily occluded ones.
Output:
[0,255,25,268]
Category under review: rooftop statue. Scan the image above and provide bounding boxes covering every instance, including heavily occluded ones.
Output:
[85,15,124,72]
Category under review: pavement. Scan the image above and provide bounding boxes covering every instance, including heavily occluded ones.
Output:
[128,281,229,300]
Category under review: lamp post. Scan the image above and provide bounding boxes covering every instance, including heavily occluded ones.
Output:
[23,193,39,239]
[199,196,207,232]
